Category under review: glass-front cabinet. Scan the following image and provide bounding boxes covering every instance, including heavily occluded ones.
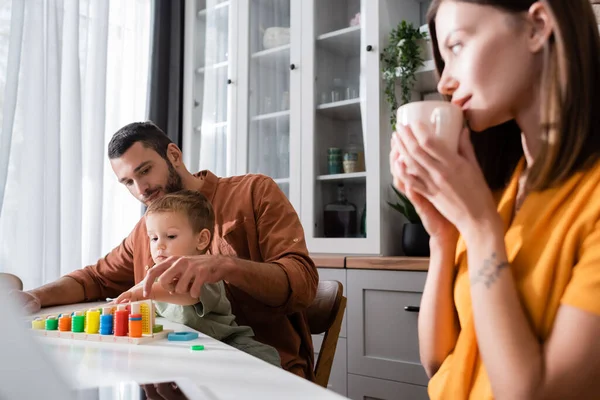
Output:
[300,0,426,255]
[183,0,434,255]
[235,0,302,210]
[301,0,366,253]
[183,0,236,177]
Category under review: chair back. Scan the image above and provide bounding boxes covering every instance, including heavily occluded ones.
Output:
[0,273,23,291]
[306,280,347,388]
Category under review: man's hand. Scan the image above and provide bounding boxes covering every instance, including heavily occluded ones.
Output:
[143,255,230,299]
[8,290,41,314]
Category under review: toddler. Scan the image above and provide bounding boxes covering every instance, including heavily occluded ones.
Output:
[116,190,280,367]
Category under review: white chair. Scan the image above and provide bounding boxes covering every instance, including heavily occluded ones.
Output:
[0,273,23,291]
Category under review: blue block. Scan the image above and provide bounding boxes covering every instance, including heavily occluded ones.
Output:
[99,315,113,335]
[167,331,199,341]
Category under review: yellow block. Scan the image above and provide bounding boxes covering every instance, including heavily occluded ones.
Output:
[140,302,151,335]
[32,319,45,330]
[85,310,100,334]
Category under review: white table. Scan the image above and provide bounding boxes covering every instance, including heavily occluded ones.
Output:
[32,302,348,400]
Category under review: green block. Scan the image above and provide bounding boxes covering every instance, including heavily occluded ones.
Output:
[152,324,163,333]
[45,318,58,331]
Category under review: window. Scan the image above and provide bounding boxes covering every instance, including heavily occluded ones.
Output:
[0,0,152,288]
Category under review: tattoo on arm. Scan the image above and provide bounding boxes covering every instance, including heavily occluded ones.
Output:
[471,252,510,289]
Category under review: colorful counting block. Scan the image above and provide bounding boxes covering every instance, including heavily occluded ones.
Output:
[167,332,199,341]
[28,300,170,345]
[32,318,45,330]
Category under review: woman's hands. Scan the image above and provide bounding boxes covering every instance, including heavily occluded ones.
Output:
[390,131,458,244]
[391,122,502,242]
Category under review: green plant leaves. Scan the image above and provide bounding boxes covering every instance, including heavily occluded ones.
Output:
[388,185,421,223]
[380,21,427,131]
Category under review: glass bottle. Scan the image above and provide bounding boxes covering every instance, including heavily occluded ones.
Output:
[324,184,358,238]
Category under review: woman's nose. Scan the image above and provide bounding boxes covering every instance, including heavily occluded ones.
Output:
[437,71,459,96]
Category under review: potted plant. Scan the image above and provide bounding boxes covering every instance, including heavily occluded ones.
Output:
[380,20,428,130]
[382,22,430,256]
[388,185,430,257]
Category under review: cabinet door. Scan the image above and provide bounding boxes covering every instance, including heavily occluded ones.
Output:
[316,267,347,338]
[300,0,370,254]
[347,270,428,386]
[348,374,429,400]
[300,0,422,255]
[183,0,236,176]
[236,0,302,212]
[312,335,348,397]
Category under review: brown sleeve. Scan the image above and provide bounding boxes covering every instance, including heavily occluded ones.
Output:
[65,219,141,300]
[254,176,319,314]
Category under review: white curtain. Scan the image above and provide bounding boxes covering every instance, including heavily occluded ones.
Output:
[0,0,151,290]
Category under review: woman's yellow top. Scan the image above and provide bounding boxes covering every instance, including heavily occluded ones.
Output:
[428,159,600,399]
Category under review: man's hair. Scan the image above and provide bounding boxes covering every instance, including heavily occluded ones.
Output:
[108,121,173,160]
[146,190,215,239]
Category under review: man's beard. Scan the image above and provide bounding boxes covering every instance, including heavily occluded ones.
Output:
[141,160,184,203]
[164,160,184,194]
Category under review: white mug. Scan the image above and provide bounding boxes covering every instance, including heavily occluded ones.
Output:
[396,101,464,152]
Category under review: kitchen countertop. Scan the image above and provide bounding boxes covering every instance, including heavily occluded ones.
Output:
[310,254,429,271]
[310,254,345,268]
[346,256,429,271]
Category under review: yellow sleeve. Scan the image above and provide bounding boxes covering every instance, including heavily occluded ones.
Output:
[561,220,600,315]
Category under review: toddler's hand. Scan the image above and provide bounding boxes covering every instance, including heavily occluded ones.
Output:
[115,286,144,304]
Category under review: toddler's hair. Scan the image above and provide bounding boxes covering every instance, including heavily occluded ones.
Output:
[146,190,215,237]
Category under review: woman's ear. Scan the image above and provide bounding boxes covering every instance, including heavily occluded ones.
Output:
[196,229,212,253]
[166,143,183,167]
[527,2,554,53]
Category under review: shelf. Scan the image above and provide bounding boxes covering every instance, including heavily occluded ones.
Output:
[316,172,366,182]
[197,1,230,17]
[196,61,228,74]
[251,110,290,122]
[412,59,438,93]
[317,26,361,57]
[251,45,291,65]
[316,98,361,121]
[273,178,290,185]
